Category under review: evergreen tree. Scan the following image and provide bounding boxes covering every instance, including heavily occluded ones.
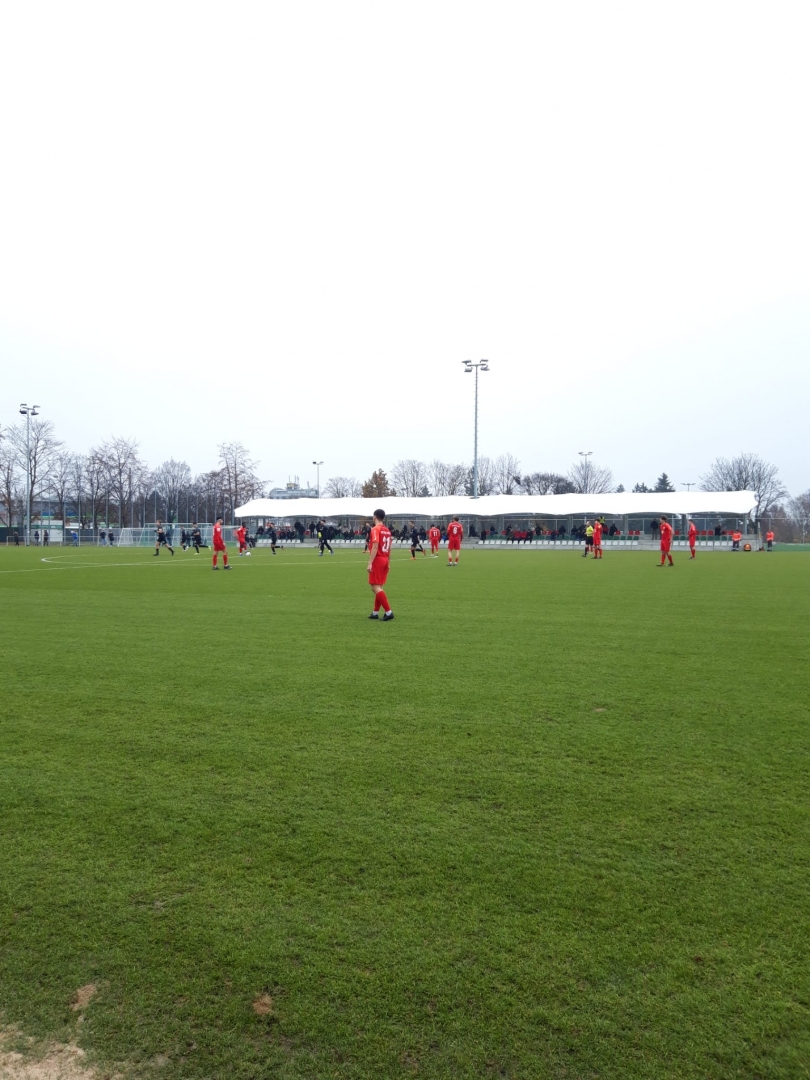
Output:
[632,482,650,493]
[361,469,394,498]
[654,472,675,492]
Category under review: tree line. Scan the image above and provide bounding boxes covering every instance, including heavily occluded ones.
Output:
[0,417,805,534]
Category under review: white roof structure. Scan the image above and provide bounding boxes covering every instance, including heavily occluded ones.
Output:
[235,491,757,519]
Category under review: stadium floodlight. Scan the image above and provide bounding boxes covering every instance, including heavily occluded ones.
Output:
[681,482,696,492]
[312,461,324,499]
[19,404,40,547]
[462,360,490,498]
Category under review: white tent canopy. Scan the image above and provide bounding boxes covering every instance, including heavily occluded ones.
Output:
[235,491,757,520]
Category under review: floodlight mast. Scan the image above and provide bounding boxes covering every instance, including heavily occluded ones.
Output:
[462,360,490,499]
[19,403,40,546]
[312,461,324,499]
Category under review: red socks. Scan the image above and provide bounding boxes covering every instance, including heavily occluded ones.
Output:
[377,591,391,613]
[373,594,382,612]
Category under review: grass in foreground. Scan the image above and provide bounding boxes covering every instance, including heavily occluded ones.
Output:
[1,544,809,1079]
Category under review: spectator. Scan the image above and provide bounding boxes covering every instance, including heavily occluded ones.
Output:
[34,530,40,545]
[650,518,659,540]
[108,530,115,545]
[43,530,50,546]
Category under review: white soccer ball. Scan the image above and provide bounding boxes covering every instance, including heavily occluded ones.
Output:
[245,550,251,557]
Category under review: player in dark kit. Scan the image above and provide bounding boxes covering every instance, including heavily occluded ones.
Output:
[409,521,427,560]
[317,519,334,556]
[367,509,394,620]
[191,524,203,553]
[154,520,174,556]
[268,523,280,555]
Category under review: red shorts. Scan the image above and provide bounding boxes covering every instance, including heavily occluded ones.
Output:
[660,543,671,553]
[368,557,389,586]
[214,543,227,553]
[448,540,461,551]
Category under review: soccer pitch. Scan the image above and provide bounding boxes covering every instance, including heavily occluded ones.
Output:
[1,545,808,1080]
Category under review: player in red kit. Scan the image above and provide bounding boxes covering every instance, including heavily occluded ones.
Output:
[367,509,394,620]
[446,516,463,565]
[235,524,248,555]
[428,524,441,557]
[657,515,674,566]
[688,518,697,559]
[212,516,231,570]
[592,519,604,559]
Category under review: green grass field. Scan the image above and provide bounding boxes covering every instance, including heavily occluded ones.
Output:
[1,544,809,1080]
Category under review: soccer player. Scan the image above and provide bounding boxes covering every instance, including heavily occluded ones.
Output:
[409,521,427,559]
[191,523,203,553]
[367,509,394,620]
[154,519,175,556]
[582,521,594,558]
[317,519,334,556]
[428,523,441,557]
[268,522,280,555]
[765,528,774,551]
[688,518,697,559]
[446,516,463,565]
[212,516,231,570]
[658,515,674,566]
[235,523,248,556]
[592,519,603,559]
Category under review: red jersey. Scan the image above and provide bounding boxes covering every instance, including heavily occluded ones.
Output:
[766,531,774,542]
[659,521,673,546]
[688,524,697,541]
[593,522,603,544]
[236,526,246,543]
[213,522,225,548]
[732,531,742,542]
[447,522,463,541]
[428,527,441,545]
[369,523,392,559]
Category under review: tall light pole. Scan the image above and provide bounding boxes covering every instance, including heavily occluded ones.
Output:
[681,482,695,492]
[312,461,324,498]
[462,360,489,498]
[19,403,40,546]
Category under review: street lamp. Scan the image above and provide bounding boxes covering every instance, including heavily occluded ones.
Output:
[19,403,40,546]
[681,482,695,492]
[312,461,324,499]
[462,360,490,498]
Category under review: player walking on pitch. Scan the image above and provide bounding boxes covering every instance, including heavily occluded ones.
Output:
[592,519,604,559]
[367,509,394,620]
[317,519,334,557]
[428,524,441,557]
[235,524,248,556]
[212,516,231,570]
[688,518,697,558]
[409,521,427,560]
[446,517,463,565]
[154,520,175,556]
[658,515,674,566]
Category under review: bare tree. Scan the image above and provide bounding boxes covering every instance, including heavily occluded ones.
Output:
[464,456,496,496]
[568,458,614,494]
[517,471,574,495]
[323,476,362,498]
[787,490,810,543]
[391,459,429,497]
[96,438,148,528]
[218,442,261,522]
[153,459,193,522]
[49,451,75,524]
[493,453,521,495]
[428,460,468,496]
[7,419,63,510]
[701,453,788,525]
[0,444,21,526]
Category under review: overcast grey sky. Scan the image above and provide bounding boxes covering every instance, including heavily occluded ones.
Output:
[1,1,808,494]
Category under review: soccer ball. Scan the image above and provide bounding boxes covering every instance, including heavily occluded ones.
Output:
[245,550,251,557]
